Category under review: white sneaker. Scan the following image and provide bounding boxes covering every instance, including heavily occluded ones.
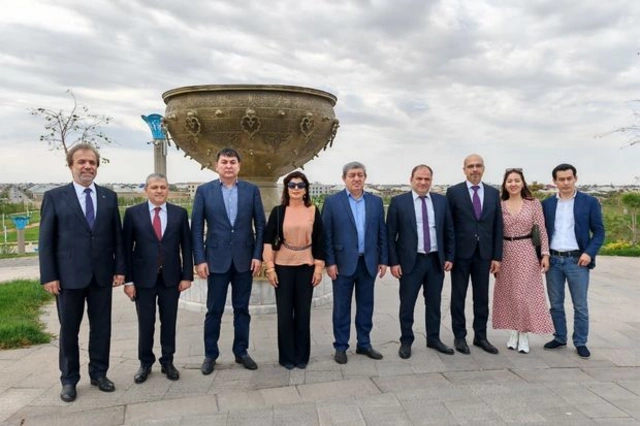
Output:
[518,332,530,354]
[507,331,518,350]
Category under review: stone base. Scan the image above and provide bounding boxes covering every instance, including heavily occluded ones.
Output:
[179,273,333,315]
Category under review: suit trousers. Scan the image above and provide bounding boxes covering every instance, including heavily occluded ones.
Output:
[135,274,180,367]
[274,264,314,365]
[450,247,491,340]
[332,257,375,352]
[204,261,253,359]
[56,276,112,385]
[399,253,445,346]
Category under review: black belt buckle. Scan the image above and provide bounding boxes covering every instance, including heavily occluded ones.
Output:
[551,250,580,258]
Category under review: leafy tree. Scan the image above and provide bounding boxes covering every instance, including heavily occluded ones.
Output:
[30,89,114,163]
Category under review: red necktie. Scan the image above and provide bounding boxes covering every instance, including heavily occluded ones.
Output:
[153,207,162,240]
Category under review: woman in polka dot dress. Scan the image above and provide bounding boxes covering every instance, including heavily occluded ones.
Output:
[492,169,554,353]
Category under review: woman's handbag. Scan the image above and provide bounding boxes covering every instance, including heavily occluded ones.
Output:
[272,206,282,251]
[531,224,542,260]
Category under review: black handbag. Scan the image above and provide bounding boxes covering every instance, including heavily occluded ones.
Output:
[272,206,282,251]
[531,224,542,260]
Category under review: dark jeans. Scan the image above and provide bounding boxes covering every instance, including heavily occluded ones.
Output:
[399,253,444,346]
[450,248,491,340]
[274,264,314,365]
[332,257,375,352]
[56,276,112,385]
[135,274,180,367]
[204,262,253,359]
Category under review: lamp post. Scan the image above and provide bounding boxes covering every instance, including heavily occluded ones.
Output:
[141,114,169,179]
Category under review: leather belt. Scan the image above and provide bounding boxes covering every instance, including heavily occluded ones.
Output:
[503,234,531,241]
[550,249,581,257]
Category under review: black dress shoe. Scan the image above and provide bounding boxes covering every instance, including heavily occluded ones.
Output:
[134,365,152,384]
[454,337,470,355]
[427,340,455,355]
[201,358,216,375]
[334,350,348,364]
[60,384,76,402]
[90,376,116,392]
[235,354,258,370]
[295,362,307,369]
[543,339,567,350]
[473,338,499,354]
[398,344,412,359]
[356,346,384,360]
[282,363,295,370]
[161,363,180,381]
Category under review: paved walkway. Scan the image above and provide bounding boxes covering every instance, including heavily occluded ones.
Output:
[1,257,640,425]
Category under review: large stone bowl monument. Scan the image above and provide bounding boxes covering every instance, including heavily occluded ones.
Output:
[161,84,339,313]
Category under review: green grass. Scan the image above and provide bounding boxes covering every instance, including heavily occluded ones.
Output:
[0,279,54,349]
[600,247,640,257]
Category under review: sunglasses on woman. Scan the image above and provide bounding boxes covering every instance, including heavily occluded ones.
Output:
[287,182,307,189]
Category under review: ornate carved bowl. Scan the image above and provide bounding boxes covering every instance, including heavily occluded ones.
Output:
[162,85,339,181]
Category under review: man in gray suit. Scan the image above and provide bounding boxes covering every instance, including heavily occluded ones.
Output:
[192,148,266,374]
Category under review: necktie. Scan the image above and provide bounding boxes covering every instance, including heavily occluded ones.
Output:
[84,188,95,228]
[420,196,431,253]
[153,207,162,240]
[472,185,482,220]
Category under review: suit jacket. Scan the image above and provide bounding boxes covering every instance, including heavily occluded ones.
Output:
[123,202,194,287]
[387,192,455,274]
[191,179,265,274]
[38,183,125,289]
[446,182,503,261]
[542,191,605,269]
[322,190,388,277]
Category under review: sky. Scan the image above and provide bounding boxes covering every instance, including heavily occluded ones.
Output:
[1,0,639,186]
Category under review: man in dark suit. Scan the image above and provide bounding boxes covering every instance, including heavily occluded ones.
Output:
[387,165,455,359]
[542,163,604,359]
[192,148,265,373]
[322,161,388,364]
[446,154,503,355]
[123,173,193,383]
[39,143,125,403]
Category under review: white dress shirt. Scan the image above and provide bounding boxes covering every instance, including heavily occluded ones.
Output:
[550,191,579,251]
[413,190,437,254]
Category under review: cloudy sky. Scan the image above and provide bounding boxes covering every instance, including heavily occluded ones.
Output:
[1,0,639,186]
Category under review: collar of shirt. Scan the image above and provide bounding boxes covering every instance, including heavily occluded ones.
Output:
[412,190,430,201]
[556,190,577,200]
[72,181,97,196]
[219,179,238,188]
[148,201,167,213]
[465,181,484,190]
[346,189,365,201]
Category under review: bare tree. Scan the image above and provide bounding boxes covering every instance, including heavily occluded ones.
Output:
[30,89,115,163]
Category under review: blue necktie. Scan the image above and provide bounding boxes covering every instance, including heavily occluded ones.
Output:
[472,185,482,220]
[84,188,95,228]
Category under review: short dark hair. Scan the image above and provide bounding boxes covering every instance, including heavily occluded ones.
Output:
[500,169,534,201]
[411,164,433,178]
[66,143,101,167]
[552,163,577,179]
[216,148,241,162]
[281,171,312,207]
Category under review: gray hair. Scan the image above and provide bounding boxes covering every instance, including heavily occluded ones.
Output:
[342,161,367,178]
[66,143,101,167]
[145,173,168,187]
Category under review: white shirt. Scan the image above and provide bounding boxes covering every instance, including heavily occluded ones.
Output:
[72,181,97,215]
[550,191,579,251]
[465,181,484,210]
[148,201,167,236]
[413,190,437,254]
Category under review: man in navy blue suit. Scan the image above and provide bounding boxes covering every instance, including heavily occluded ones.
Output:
[387,165,455,359]
[192,148,265,373]
[39,143,125,402]
[123,173,193,383]
[542,163,604,359]
[322,161,388,364]
[446,154,503,355]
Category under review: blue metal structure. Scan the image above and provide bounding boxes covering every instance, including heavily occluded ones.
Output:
[141,114,166,140]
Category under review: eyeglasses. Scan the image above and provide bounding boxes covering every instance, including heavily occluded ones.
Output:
[287,182,307,189]
[505,168,523,173]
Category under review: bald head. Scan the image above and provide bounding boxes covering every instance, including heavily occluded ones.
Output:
[463,154,485,185]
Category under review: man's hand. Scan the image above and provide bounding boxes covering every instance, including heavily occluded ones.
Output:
[390,265,402,279]
[196,263,209,279]
[444,261,453,272]
[250,259,262,277]
[124,285,136,300]
[113,275,124,287]
[577,253,591,267]
[326,265,338,280]
[378,265,387,278]
[490,261,501,275]
[178,280,192,292]
[43,280,60,295]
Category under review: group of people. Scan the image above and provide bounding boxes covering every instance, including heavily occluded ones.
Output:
[38,145,605,404]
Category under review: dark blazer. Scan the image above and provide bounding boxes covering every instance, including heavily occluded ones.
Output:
[542,191,605,269]
[387,192,455,273]
[191,179,265,274]
[264,204,325,261]
[322,190,388,277]
[39,183,125,288]
[446,182,503,261]
[123,202,194,287]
